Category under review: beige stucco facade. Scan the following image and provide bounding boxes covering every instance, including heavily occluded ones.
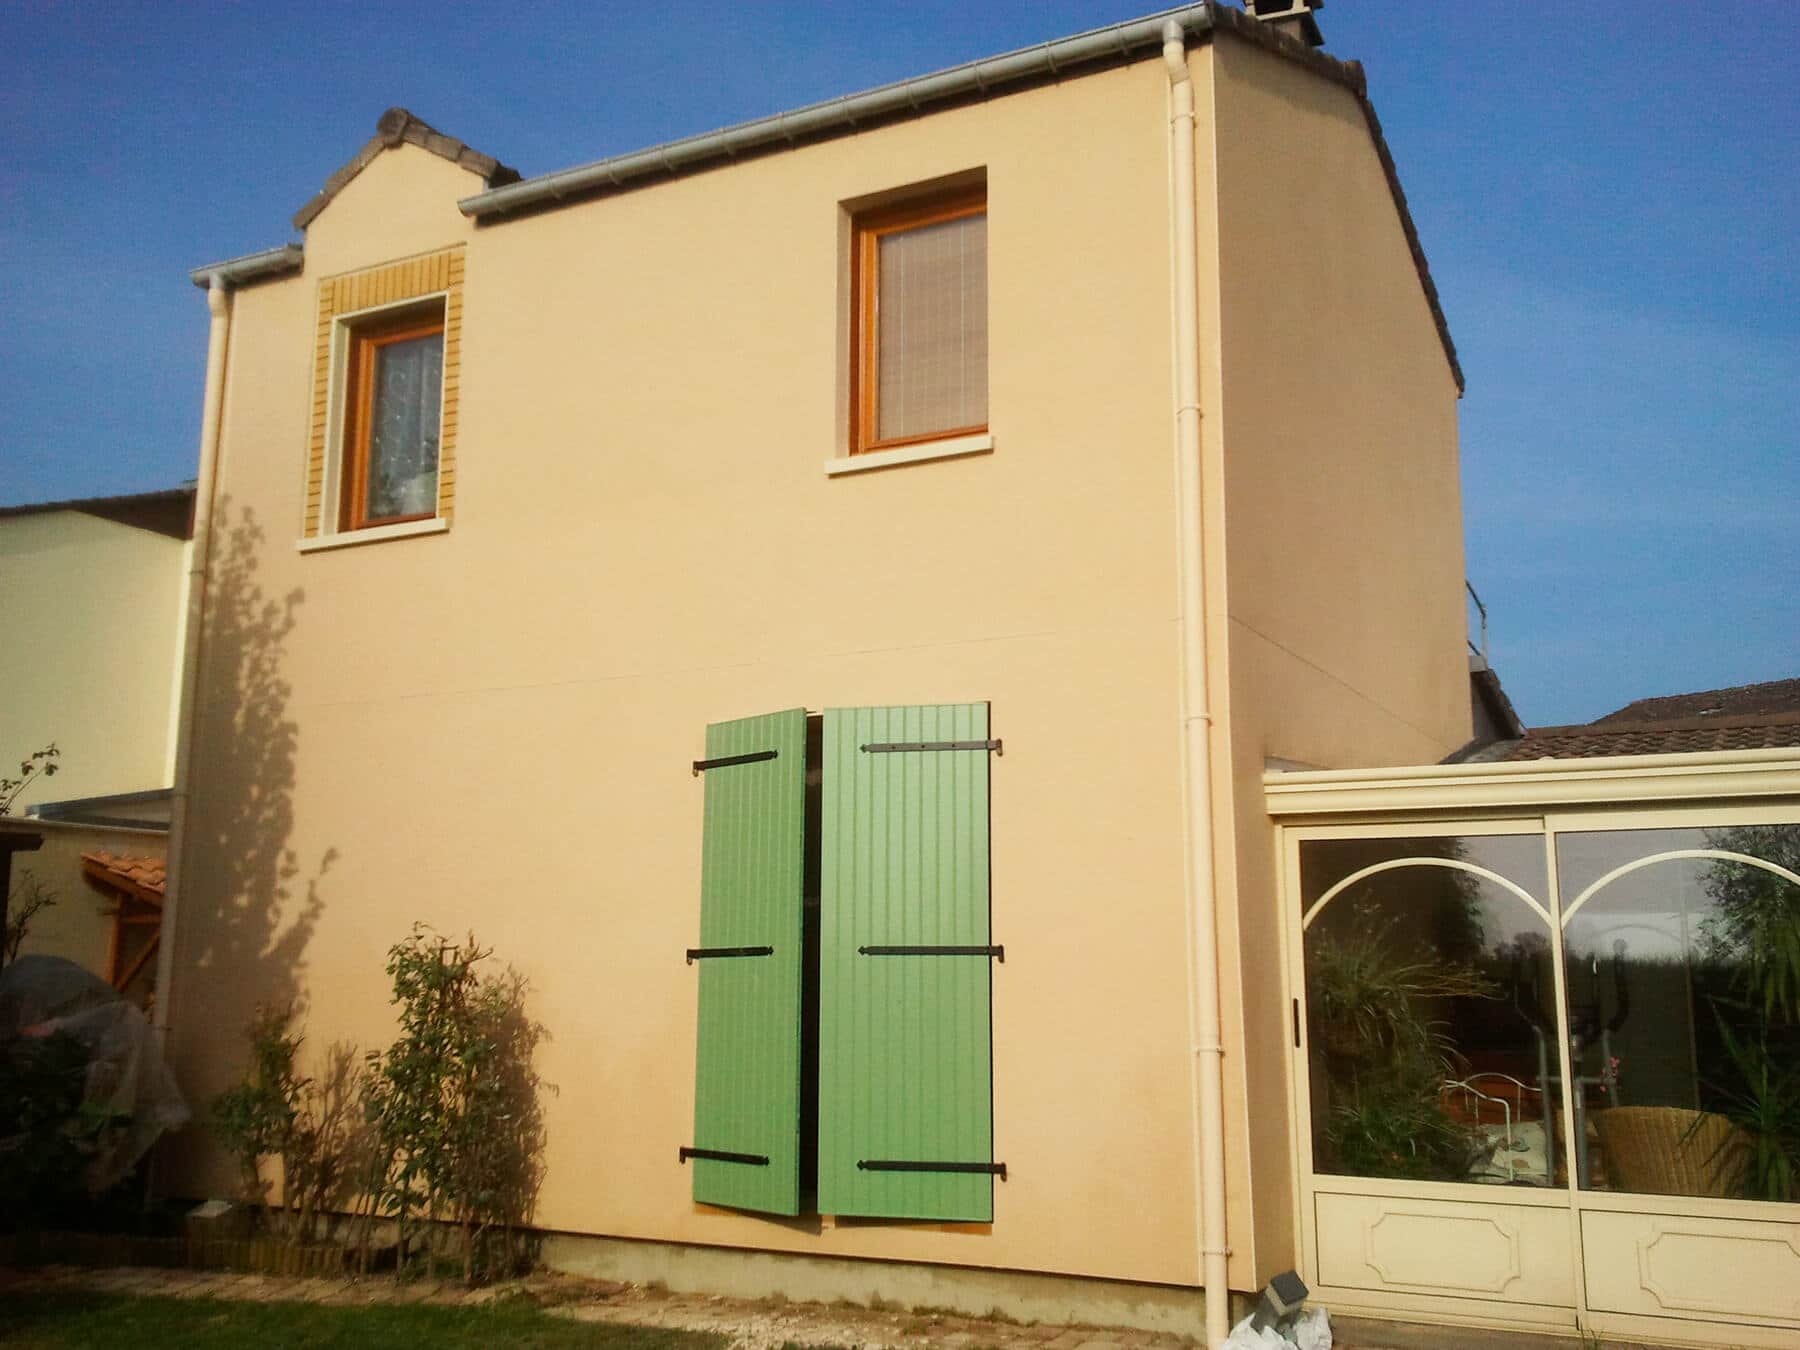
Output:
[1203,36,1472,1283]
[165,25,1467,1311]
[0,509,188,809]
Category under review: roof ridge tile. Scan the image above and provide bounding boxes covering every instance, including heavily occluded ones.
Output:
[291,107,520,232]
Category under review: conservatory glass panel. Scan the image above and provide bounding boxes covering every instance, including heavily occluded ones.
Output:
[1300,835,1563,1187]
[1557,824,1800,1202]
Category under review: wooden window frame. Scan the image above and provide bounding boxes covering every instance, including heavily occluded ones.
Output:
[850,188,988,456]
[339,304,446,534]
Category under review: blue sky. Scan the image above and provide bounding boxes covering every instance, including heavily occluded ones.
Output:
[2,1,1795,726]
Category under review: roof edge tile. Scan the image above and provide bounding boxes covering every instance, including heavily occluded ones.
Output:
[291,107,520,232]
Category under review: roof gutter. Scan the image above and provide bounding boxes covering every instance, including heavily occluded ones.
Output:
[177,4,1459,392]
[1265,745,1800,817]
[187,243,304,291]
[460,3,1215,220]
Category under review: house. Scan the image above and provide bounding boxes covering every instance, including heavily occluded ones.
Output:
[0,485,194,822]
[1,819,169,1007]
[1454,675,1800,762]
[159,2,1491,1342]
[0,486,191,999]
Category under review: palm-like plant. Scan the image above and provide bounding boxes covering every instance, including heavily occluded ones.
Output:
[1308,901,1496,1181]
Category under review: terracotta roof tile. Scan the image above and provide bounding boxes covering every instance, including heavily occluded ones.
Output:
[81,849,167,899]
[1499,710,1800,761]
[1593,677,1800,725]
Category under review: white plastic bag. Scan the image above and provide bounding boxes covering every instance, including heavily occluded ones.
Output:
[1291,1305,1332,1350]
[1221,1316,1290,1350]
[1221,1305,1331,1350]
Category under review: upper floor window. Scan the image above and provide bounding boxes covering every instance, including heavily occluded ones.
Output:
[342,305,444,531]
[851,189,987,455]
[302,248,463,548]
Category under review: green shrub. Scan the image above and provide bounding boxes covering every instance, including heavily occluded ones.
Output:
[0,1029,129,1230]
[359,926,548,1284]
[212,1005,366,1242]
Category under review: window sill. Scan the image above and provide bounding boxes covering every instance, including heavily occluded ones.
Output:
[296,517,449,553]
[824,432,993,477]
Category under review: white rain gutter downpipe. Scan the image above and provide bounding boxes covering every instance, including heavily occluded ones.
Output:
[1164,20,1230,1350]
[153,273,231,1038]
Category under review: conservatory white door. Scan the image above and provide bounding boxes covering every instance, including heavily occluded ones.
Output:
[1283,807,1800,1346]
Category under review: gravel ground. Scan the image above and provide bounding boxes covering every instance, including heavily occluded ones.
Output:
[0,1266,1196,1348]
[553,1281,1197,1350]
[2,1264,1611,1349]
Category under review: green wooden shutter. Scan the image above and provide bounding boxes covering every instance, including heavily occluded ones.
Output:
[689,708,807,1214]
[818,703,996,1220]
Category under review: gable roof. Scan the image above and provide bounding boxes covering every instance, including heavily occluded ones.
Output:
[1594,677,1800,725]
[455,3,1459,390]
[192,4,1461,389]
[460,3,1214,221]
[1456,677,1800,763]
[0,486,195,540]
[290,106,520,231]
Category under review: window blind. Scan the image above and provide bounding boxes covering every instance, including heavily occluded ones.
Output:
[876,213,988,443]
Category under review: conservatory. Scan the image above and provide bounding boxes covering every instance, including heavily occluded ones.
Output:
[1266,747,1800,1348]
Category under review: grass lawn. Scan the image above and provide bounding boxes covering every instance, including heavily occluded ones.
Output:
[0,1292,727,1349]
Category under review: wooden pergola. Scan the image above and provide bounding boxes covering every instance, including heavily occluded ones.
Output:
[80,849,165,997]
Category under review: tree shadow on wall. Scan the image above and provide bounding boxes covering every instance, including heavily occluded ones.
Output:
[167,503,334,1180]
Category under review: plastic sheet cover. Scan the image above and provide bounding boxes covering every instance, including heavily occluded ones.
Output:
[1,954,190,1191]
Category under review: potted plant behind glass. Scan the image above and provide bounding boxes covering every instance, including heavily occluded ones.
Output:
[1696,830,1800,1203]
[1308,899,1496,1182]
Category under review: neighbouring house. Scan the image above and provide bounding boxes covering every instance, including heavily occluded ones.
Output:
[1453,675,1800,762]
[0,484,194,823]
[1,818,168,1007]
[0,486,190,995]
[155,2,1799,1345]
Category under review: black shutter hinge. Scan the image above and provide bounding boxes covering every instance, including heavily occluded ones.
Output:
[685,945,774,964]
[679,1147,770,1166]
[860,739,1002,755]
[858,1159,1007,1180]
[692,749,779,777]
[858,944,1004,962]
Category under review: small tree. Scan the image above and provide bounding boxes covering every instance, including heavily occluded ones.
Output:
[1,743,60,815]
[212,1004,303,1212]
[361,926,548,1283]
[3,743,62,975]
[3,869,56,963]
[212,1005,365,1243]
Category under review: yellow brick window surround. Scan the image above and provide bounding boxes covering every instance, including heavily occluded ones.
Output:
[305,247,463,539]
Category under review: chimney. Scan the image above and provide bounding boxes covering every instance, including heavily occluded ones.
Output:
[1246,0,1325,49]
